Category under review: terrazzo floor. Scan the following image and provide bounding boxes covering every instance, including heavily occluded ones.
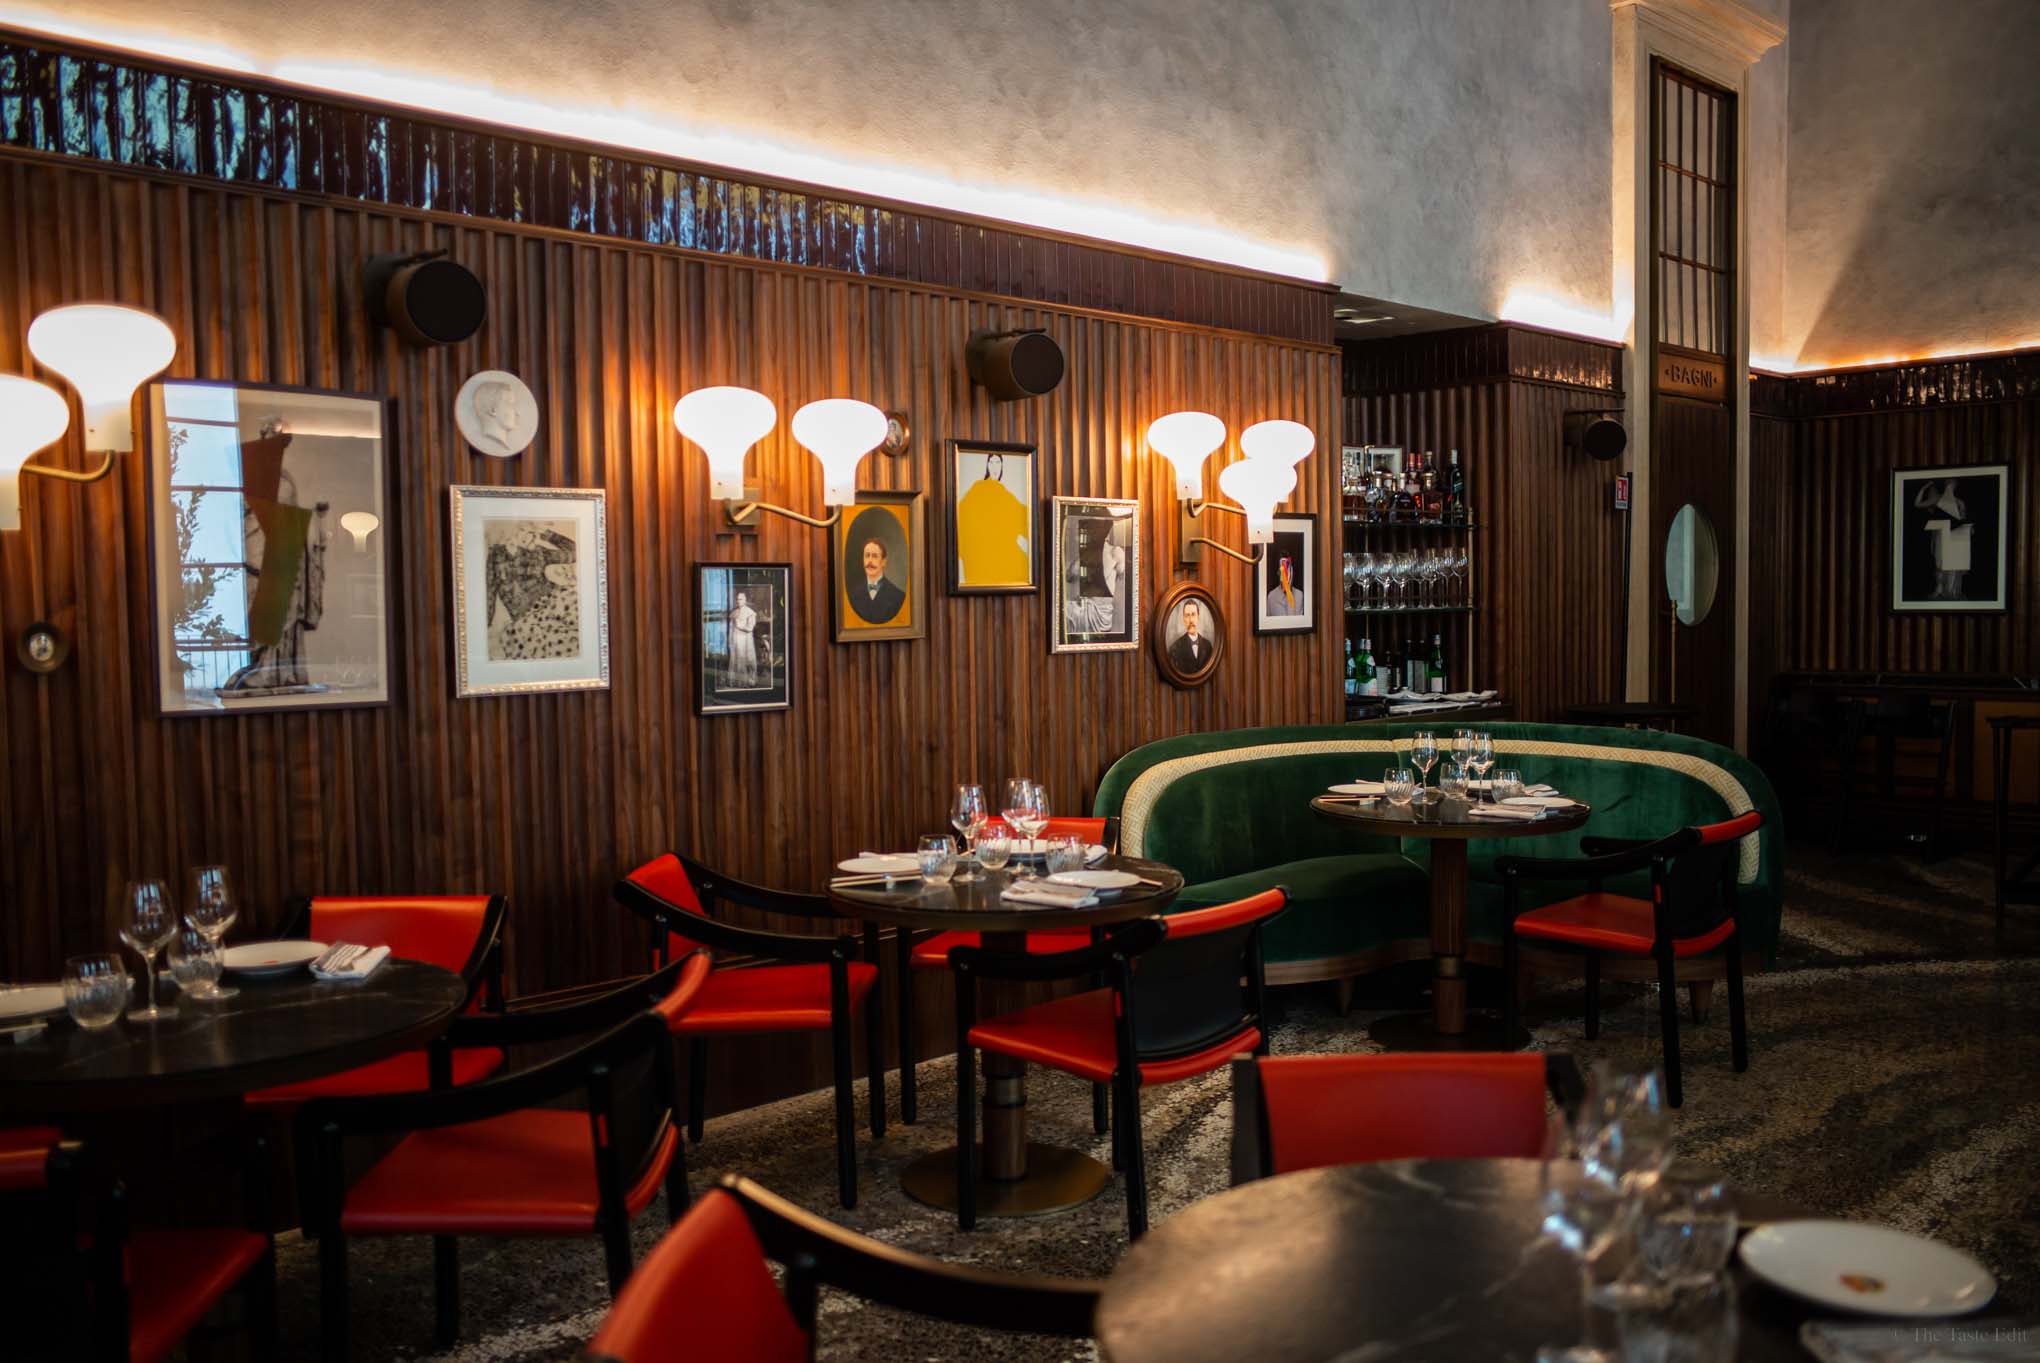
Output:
[273,845,2040,1361]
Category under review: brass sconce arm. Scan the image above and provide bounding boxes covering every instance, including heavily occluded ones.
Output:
[1187,498,1247,521]
[1185,535,1263,566]
[20,450,117,484]
[724,498,842,530]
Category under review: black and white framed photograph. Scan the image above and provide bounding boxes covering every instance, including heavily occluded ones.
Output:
[949,440,1037,593]
[1254,512,1317,635]
[1153,580,1224,688]
[1891,464,2009,613]
[146,380,394,716]
[696,563,792,714]
[831,489,927,642]
[450,485,610,697]
[1049,495,1140,653]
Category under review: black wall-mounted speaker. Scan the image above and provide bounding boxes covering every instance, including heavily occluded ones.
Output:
[966,328,1066,402]
[1564,409,1629,462]
[364,251,487,347]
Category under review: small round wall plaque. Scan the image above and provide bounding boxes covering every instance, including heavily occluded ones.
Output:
[17,621,68,674]
[455,371,539,458]
[880,410,912,459]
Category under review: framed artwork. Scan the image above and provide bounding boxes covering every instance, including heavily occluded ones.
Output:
[1049,496,1141,653]
[1891,465,2010,612]
[449,485,610,697]
[1254,512,1317,635]
[948,440,1036,593]
[1153,581,1224,688]
[696,563,792,714]
[831,489,927,642]
[146,380,394,716]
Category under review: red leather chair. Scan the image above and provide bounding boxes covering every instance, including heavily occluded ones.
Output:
[0,1129,275,1363]
[578,1174,1097,1363]
[1500,811,1764,1108]
[897,815,1121,1127]
[951,887,1287,1238]
[247,893,509,1105]
[1227,1053,1585,1184]
[615,853,883,1209]
[301,952,709,1362]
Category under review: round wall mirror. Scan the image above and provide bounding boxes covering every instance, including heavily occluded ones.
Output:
[1664,503,1720,626]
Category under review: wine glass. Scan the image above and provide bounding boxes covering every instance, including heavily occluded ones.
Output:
[951,785,987,882]
[917,835,958,885]
[118,879,179,1022]
[1004,779,1048,879]
[1538,1111,1638,1363]
[1452,728,1476,771]
[1411,731,1438,802]
[1470,733,1496,803]
[184,865,239,1000]
[62,954,129,1029]
[1356,552,1378,609]
[1580,1065,1675,1193]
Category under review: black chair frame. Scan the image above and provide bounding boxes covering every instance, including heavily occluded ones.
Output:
[301,956,700,1363]
[575,1174,1097,1363]
[950,905,1274,1240]
[616,853,884,1209]
[1498,828,1748,1109]
[281,891,510,1014]
[1228,1052,1586,1185]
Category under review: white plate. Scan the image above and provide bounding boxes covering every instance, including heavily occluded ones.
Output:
[1503,795,1582,809]
[837,856,920,876]
[220,941,329,977]
[1738,1219,1997,1317]
[1006,840,1110,863]
[1046,869,1142,891]
[1328,783,1386,796]
[0,984,65,1021]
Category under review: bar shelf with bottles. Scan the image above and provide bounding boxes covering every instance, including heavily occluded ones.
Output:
[1340,445,1481,719]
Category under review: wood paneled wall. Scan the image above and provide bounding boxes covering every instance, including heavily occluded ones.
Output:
[1343,325,1629,721]
[1748,352,2040,709]
[0,149,1342,1023]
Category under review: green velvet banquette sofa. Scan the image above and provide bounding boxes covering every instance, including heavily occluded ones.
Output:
[1093,722,1784,999]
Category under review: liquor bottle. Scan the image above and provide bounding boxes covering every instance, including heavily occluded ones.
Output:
[1361,637,1377,696]
[1428,633,1447,694]
[1420,470,1442,523]
[1393,469,1418,523]
[1345,639,1357,698]
[1445,450,1468,525]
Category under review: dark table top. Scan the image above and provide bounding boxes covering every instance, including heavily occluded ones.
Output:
[0,958,467,1115]
[828,856,1182,933]
[1312,793,1592,842]
[1097,1159,1816,1363]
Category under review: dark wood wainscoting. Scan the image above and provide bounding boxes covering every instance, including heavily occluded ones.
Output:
[0,145,1339,1120]
[1651,393,1737,746]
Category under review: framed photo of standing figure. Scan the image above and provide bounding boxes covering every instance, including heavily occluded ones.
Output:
[948,440,1037,594]
[145,380,395,716]
[831,490,927,642]
[1153,580,1224,688]
[1890,464,2010,613]
[1049,496,1141,653]
[1254,512,1317,635]
[696,563,793,714]
[449,485,610,697]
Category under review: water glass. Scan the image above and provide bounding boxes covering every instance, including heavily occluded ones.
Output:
[1440,762,1471,802]
[62,954,129,1029]
[917,834,958,884]
[1384,768,1416,808]
[1616,1273,1739,1363]
[118,878,179,1022]
[1045,835,1085,875]
[1495,768,1526,803]
[1637,1169,1737,1284]
[975,826,1013,872]
[168,928,225,999]
[184,864,240,1000]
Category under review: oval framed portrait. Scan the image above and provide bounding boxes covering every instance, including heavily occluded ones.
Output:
[455,370,540,458]
[1153,580,1224,689]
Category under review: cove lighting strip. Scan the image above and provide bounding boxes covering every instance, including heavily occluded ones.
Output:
[0,8,1331,282]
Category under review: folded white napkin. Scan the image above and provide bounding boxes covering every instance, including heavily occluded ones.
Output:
[1504,794,1579,809]
[1468,782,1557,795]
[1328,781,1387,795]
[311,944,391,982]
[1000,884,1100,909]
[1466,804,1543,821]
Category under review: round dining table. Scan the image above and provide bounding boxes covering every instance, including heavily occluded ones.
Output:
[0,958,469,1117]
[1313,792,1590,1050]
[829,855,1182,1216]
[1096,1159,1816,1363]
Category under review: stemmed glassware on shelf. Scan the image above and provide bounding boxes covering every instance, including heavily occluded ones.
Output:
[118,878,179,1022]
[951,784,988,882]
[184,864,239,1000]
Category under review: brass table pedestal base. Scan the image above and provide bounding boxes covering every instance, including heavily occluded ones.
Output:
[900,1142,1111,1217]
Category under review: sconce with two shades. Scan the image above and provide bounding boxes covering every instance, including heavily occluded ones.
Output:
[674,387,890,530]
[0,304,178,531]
[1151,412,1316,566]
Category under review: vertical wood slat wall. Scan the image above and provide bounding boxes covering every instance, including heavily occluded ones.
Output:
[0,153,1343,1014]
[1343,325,1629,721]
[1747,353,2040,710]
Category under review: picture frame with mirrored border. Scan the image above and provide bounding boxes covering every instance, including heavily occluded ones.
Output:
[831,489,927,642]
[1153,580,1224,688]
[449,485,611,698]
[145,380,396,717]
[1254,511,1316,635]
[1890,464,2010,613]
[949,440,1037,594]
[696,562,793,714]
[1049,495,1140,653]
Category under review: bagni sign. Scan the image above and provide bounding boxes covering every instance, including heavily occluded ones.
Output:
[1656,348,1728,402]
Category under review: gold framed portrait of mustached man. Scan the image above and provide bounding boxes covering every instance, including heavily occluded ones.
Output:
[830,489,927,642]
[948,440,1036,594]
